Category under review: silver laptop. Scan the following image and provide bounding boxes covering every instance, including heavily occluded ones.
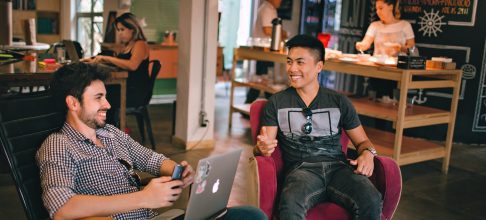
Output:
[183,148,243,220]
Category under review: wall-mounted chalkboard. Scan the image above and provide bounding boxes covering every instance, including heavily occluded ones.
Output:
[401,0,477,28]
[277,0,293,20]
[473,44,486,132]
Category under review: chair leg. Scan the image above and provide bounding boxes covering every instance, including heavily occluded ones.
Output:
[142,106,156,150]
[135,111,146,144]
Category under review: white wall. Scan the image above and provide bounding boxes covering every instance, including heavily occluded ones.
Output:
[60,0,75,40]
[174,0,218,148]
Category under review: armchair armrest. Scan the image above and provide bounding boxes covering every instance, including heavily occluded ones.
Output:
[255,155,279,219]
[370,156,402,220]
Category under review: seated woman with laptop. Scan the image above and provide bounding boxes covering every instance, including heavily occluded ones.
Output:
[82,12,150,124]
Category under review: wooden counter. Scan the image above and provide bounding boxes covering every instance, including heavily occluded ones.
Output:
[101,43,224,79]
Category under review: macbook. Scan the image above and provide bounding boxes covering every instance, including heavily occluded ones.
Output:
[182,148,243,220]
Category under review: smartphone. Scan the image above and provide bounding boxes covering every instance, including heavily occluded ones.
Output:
[171,164,184,180]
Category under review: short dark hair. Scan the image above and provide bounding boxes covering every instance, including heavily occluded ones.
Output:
[285,34,325,62]
[50,62,108,113]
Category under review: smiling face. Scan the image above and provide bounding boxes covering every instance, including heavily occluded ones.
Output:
[77,80,111,129]
[376,1,395,23]
[286,47,323,90]
[116,22,134,44]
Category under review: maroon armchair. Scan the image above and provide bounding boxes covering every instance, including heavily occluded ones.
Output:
[250,99,401,220]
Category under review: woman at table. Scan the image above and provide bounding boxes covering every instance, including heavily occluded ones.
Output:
[83,12,150,124]
[355,0,415,57]
[83,12,149,105]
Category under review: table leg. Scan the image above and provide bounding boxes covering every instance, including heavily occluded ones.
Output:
[119,80,126,131]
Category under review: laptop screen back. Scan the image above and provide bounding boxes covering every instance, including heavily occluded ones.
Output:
[62,40,79,62]
[183,149,243,220]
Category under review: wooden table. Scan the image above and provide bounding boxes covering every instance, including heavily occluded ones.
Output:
[0,60,129,131]
[229,47,462,173]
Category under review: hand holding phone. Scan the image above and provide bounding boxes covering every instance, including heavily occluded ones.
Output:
[171,164,184,180]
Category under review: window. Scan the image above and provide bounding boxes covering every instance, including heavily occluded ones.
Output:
[76,0,104,56]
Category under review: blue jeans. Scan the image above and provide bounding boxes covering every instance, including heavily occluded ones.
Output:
[221,206,267,220]
[279,161,382,220]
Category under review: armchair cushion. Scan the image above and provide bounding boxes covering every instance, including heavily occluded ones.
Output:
[255,155,278,218]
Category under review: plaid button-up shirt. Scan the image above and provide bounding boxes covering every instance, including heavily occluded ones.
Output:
[37,123,167,219]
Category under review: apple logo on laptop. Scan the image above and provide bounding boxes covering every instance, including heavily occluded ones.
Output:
[212,179,220,193]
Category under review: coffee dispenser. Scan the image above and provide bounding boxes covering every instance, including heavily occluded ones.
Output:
[270,18,282,51]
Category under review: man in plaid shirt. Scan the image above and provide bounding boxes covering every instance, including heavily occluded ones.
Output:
[36,63,195,219]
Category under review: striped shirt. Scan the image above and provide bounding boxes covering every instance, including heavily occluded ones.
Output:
[36,123,167,219]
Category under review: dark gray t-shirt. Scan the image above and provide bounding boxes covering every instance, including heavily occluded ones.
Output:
[261,87,361,167]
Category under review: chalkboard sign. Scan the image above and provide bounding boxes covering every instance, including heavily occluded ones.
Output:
[472,40,486,131]
[277,0,293,20]
[401,0,477,27]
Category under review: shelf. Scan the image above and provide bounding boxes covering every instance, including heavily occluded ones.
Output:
[36,0,60,11]
[233,79,287,94]
[36,11,59,35]
[361,127,445,165]
[234,47,286,63]
[12,0,61,44]
[323,59,461,82]
[349,97,451,128]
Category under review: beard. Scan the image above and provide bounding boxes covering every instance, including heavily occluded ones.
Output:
[80,110,108,129]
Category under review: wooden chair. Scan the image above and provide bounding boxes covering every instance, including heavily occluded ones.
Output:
[126,60,161,150]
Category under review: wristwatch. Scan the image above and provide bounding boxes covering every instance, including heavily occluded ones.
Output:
[364,147,378,156]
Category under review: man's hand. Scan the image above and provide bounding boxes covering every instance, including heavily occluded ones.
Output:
[141,176,183,209]
[349,150,375,177]
[179,161,194,188]
[256,127,278,157]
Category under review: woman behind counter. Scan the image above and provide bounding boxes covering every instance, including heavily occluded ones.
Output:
[355,0,415,57]
[83,12,150,109]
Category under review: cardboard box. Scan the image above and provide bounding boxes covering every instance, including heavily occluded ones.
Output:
[426,60,456,70]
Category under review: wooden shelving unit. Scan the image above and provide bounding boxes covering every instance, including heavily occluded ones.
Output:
[12,0,61,44]
[229,47,462,173]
